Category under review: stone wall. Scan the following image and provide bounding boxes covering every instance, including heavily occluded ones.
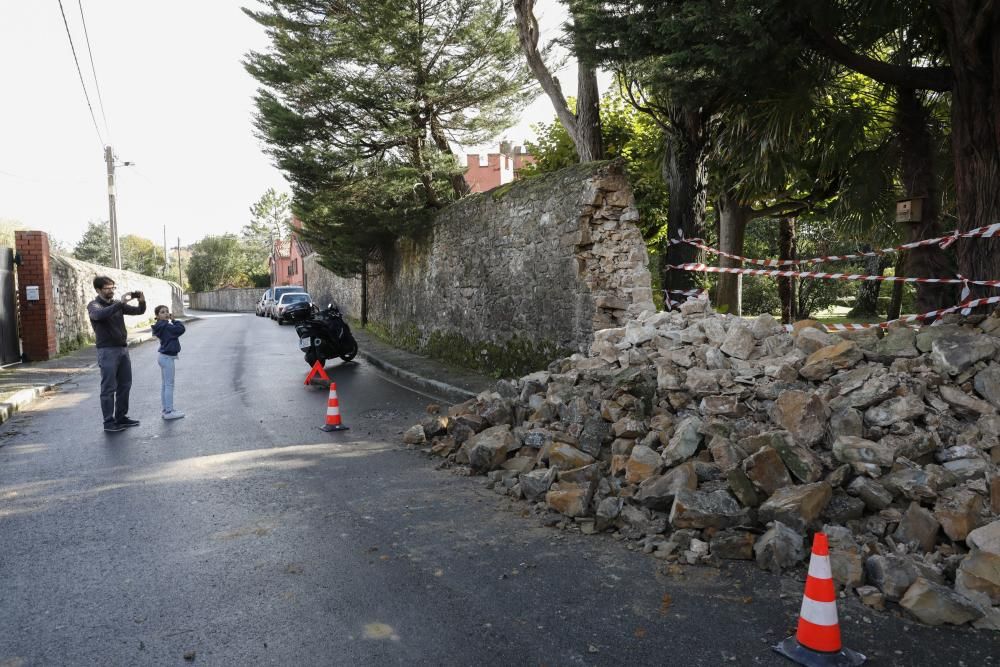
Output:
[189,288,264,312]
[304,160,655,376]
[50,254,184,354]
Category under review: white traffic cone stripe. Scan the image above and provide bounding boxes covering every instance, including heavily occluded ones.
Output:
[799,597,839,627]
[807,554,833,579]
[327,407,340,416]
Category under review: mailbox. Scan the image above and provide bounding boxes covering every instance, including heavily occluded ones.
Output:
[25,286,39,301]
[896,197,924,223]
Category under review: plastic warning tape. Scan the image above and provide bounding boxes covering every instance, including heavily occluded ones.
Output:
[668,222,1000,267]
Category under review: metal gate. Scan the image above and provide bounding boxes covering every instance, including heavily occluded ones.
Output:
[0,248,21,364]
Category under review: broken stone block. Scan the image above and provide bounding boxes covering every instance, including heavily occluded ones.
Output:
[660,416,703,467]
[669,489,745,530]
[758,482,833,532]
[612,417,645,439]
[875,327,919,359]
[829,408,864,440]
[825,464,852,489]
[940,385,997,417]
[429,436,457,457]
[800,341,863,381]
[793,326,836,355]
[616,504,666,539]
[710,529,756,560]
[754,521,805,573]
[467,424,516,473]
[625,445,661,485]
[865,554,919,601]
[856,585,885,610]
[880,465,951,502]
[595,496,623,531]
[957,520,1000,605]
[548,442,596,472]
[899,578,983,626]
[974,366,1000,409]
[934,488,984,541]
[545,482,592,518]
[833,435,895,469]
[864,395,925,427]
[822,493,866,523]
[769,390,828,446]
[521,467,558,502]
[824,525,865,589]
[768,430,824,483]
[720,323,756,359]
[699,395,746,417]
[726,467,761,507]
[931,334,996,375]
[522,428,554,449]
[502,455,536,474]
[709,436,746,472]
[942,457,990,482]
[403,424,427,445]
[558,463,602,484]
[578,416,612,457]
[742,446,793,496]
[893,502,941,553]
[635,461,698,511]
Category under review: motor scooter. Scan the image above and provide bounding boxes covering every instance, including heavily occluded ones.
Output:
[293,303,358,367]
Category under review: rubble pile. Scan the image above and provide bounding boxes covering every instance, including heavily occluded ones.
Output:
[402,300,1000,629]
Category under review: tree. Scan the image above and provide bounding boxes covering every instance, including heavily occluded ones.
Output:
[243,188,292,286]
[514,0,603,162]
[186,235,254,293]
[73,221,112,265]
[120,235,166,277]
[245,0,534,206]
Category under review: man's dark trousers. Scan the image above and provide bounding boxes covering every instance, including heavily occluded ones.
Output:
[97,347,132,424]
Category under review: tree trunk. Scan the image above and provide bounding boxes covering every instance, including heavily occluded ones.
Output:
[430,113,470,198]
[513,0,603,162]
[887,252,906,320]
[716,190,749,316]
[778,216,797,324]
[661,106,710,297]
[936,2,1000,301]
[849,252,890,317]
[895,87,956,311]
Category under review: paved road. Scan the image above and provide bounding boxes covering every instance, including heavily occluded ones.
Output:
[1,314,996,665]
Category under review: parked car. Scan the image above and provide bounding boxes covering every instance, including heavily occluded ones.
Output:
[274,292,312,324]
[255,289,272,317]
[265,285,303,319]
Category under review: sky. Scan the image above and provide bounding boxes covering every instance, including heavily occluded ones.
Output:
[0,1,609,251]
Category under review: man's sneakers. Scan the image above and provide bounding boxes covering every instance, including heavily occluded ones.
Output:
[104,421,125,433]
[116,417,140,428]
[162,410,185,420]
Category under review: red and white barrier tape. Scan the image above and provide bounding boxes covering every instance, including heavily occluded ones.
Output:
[668,222,1000,267]
[783,295,1000,332]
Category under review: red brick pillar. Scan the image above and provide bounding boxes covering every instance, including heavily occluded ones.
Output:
[15,231,57,361]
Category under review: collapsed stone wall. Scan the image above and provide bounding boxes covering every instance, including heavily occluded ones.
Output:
[50,254,183,354]
[304,160,655,375]
[405,300,1000,630]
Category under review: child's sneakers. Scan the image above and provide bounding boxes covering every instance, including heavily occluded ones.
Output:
[162,410,186,420]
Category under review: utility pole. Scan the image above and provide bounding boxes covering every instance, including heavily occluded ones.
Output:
[176,237,183,289]
[104,145,121,269]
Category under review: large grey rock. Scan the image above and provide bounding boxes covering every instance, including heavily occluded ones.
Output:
[865,554,919,601]
[402,424,427,445]
[548,442,596,471]
[625,445,661,484]
[893,501,941,553]
[899,578,983,626]
[709,436,747,472]
[938,385,996,416]
[467,425,516,472]
[864,395,925,427]
[957,520,1000,604]
[829,408,864,440]
[758,482,832,532]
[710,529,756,560]
[578,416,612,457]
[769,390,828,447]
[824,525,864,589]
[661,416,704,467]
[595,496,623,531]
[767,430,824,483]
[794,327,836,355]
[833,435,895,468]
[754,521,805,573]
[699,395,746,417]
[875,327,919,358]
[636,461,698,511]
[669,489,745,530]
[934,488,984,541]
[799,341,863,381]
[720,323,756,359]
[931,333,996,375]
[847,477,893,510]
[742,446,793,496]
[974,366,1000,409]
[521,467,558,502]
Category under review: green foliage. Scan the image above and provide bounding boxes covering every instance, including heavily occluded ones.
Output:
[185,235,256,292]
[120,235,166,277]
[243,188,291,285]
[73,221,112,265]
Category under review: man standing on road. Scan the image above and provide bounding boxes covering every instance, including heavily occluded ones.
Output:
[87,276,146,433]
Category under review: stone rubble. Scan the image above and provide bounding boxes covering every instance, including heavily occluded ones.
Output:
[404,304,1000,629]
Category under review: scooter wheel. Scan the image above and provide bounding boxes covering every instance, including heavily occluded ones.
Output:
[340,339,358,362]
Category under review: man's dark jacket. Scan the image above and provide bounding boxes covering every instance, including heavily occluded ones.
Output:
[87,296,146,347]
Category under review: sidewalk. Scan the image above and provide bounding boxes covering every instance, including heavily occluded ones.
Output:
[0,316,495,425]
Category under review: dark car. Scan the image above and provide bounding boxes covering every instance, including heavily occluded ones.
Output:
[274,292,312,324]
[281,299,315,324]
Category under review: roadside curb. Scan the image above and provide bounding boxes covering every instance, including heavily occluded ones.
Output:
[358,349,480,404]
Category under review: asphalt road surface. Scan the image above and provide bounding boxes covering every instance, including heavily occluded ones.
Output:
[1,313,997,666]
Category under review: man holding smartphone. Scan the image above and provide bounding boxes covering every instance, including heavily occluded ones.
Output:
[87,276,146,432]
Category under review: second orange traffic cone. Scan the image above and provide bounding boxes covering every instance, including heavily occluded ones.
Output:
[321,382,349,432]
[774,532,865,666]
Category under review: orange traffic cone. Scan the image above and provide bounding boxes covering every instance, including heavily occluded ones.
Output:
[321,382,349,432]
[774,533,866,666]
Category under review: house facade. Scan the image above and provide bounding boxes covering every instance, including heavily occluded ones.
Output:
[463,143,535,193]
[268,217,311,289]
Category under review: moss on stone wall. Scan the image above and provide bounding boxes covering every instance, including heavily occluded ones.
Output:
[58,332,93,356]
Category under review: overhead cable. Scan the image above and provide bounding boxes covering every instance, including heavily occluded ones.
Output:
[56,0,105,149]
[77,0,112,142]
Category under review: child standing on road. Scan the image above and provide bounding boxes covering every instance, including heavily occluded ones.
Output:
[152,305,186,420]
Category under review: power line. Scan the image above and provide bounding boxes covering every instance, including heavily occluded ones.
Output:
[76,0,112,142]
[56,0,104,149]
